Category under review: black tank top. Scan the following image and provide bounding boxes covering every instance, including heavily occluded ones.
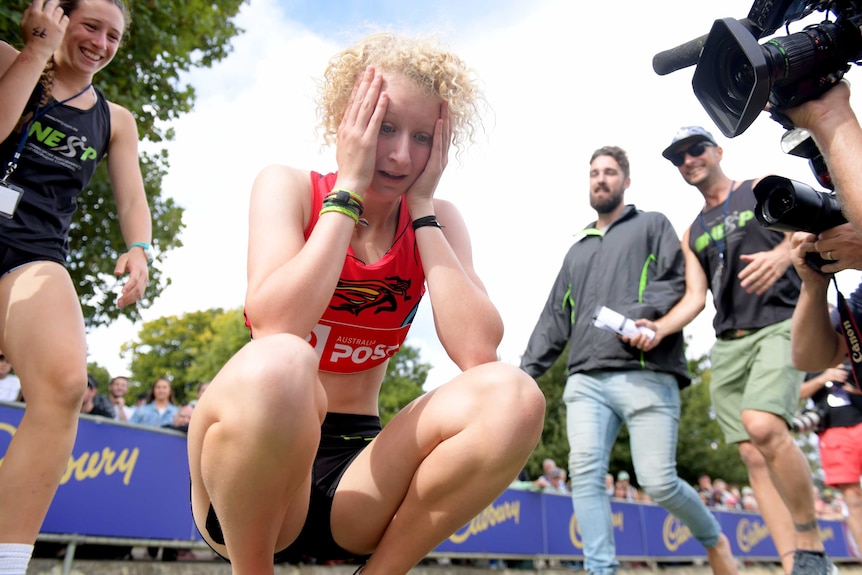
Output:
[688,180,801,335]
[0,85,111,259]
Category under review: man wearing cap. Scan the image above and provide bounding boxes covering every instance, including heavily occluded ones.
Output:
[630,127,834,575]
[521,145,736,575]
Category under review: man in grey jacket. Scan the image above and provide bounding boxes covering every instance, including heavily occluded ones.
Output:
[520,145,735,575]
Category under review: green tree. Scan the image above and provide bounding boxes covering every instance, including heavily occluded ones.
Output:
[123,308,229,403]
[378,343,429,426]
[1,0,247,326]
[184,307,250,387]
[528,346,570,480]
[677,353,749,486]
[86,361,111,392]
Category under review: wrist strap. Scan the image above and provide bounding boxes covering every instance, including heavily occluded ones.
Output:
[412,215,443,230]
[320,204,359,224]
[129,241,153,264]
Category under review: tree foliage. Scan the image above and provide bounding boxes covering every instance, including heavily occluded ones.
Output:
[122,307,246,403]
[1,0,247,326]
[677,352,749,486]
[379,343,429,426]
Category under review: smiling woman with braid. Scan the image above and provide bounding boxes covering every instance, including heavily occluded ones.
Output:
[0,0,151,572]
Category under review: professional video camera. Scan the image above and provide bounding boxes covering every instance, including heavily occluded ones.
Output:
[653,0,862,138]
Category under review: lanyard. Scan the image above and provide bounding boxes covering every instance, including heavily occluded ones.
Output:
[698,180,735,272]
[835,276,862,391]
[1,83,93,184]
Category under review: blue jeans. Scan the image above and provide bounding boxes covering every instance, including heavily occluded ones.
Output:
[564,370,721,575]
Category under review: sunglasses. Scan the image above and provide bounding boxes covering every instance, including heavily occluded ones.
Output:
[669,141,713,167]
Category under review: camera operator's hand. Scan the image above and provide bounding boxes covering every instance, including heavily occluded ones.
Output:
[824,366,851,387]
[813,223,862,274]
[790,231,831,287]
[738,245,791,295]
[785,80,854,135]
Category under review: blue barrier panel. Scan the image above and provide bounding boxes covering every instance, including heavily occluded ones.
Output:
[640,504,711,558]
[542,492,582,557]
[0,403,197,541]
[542,495,647,559]
[434,489,544,555]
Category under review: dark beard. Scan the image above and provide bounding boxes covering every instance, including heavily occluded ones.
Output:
[590,193,622,214]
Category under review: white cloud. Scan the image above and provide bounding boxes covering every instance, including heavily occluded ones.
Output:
[87,0,862,388]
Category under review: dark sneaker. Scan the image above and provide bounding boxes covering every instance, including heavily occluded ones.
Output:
[790,551,839,575]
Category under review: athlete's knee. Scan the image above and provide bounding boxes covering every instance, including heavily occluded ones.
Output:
[479,363,544,429]
[741,410,789,452]
[241,334,318,390]
[211,334,324,420]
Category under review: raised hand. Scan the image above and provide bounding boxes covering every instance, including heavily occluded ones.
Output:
[334,66,388,196]
[406,102,451,216]
[20,0,69,60]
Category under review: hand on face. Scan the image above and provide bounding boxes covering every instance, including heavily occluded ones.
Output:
[404,102,451,213]
[335,66,388,196]
[20,0,69,59]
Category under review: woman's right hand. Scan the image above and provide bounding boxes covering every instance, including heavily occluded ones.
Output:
[334,66,388,196]
[20,0,68,60]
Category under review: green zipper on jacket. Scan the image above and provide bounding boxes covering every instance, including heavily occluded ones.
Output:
[636,254,657,367]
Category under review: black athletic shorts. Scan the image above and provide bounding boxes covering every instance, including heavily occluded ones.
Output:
[0,243,64,278]
[202,412,381,563]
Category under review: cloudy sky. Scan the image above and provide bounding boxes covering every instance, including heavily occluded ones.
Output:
[87,0,862,388]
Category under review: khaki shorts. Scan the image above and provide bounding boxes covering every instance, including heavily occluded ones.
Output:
[709,319,803,444]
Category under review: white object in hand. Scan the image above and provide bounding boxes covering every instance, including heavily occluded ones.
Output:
[592,305,656,341]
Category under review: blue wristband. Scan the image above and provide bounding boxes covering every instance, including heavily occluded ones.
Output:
[129,242,153,264]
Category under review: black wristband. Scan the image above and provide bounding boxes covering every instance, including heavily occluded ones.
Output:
[412,215,443,230]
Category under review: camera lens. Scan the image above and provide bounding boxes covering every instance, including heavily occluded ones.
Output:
[762,188,794,225]
[723,51,755,109]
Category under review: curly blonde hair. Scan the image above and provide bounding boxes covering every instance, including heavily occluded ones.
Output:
[316,32,486,155]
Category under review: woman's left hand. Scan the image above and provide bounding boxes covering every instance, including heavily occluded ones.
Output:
[406,103,451,214]
[113,249,149,307]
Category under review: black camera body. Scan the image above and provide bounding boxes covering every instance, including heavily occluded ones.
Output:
[654,0,862,137]
[754,175,846,271]
[791,405,826,433]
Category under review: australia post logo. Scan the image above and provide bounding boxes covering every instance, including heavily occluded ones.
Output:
[307,276,418,373]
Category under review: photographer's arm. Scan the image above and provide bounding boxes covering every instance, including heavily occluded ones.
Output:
[630,228,706,352]
[799,368,849,400]
[799,371,829,400]
[789,232,846,372]
[785,82,862,233]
